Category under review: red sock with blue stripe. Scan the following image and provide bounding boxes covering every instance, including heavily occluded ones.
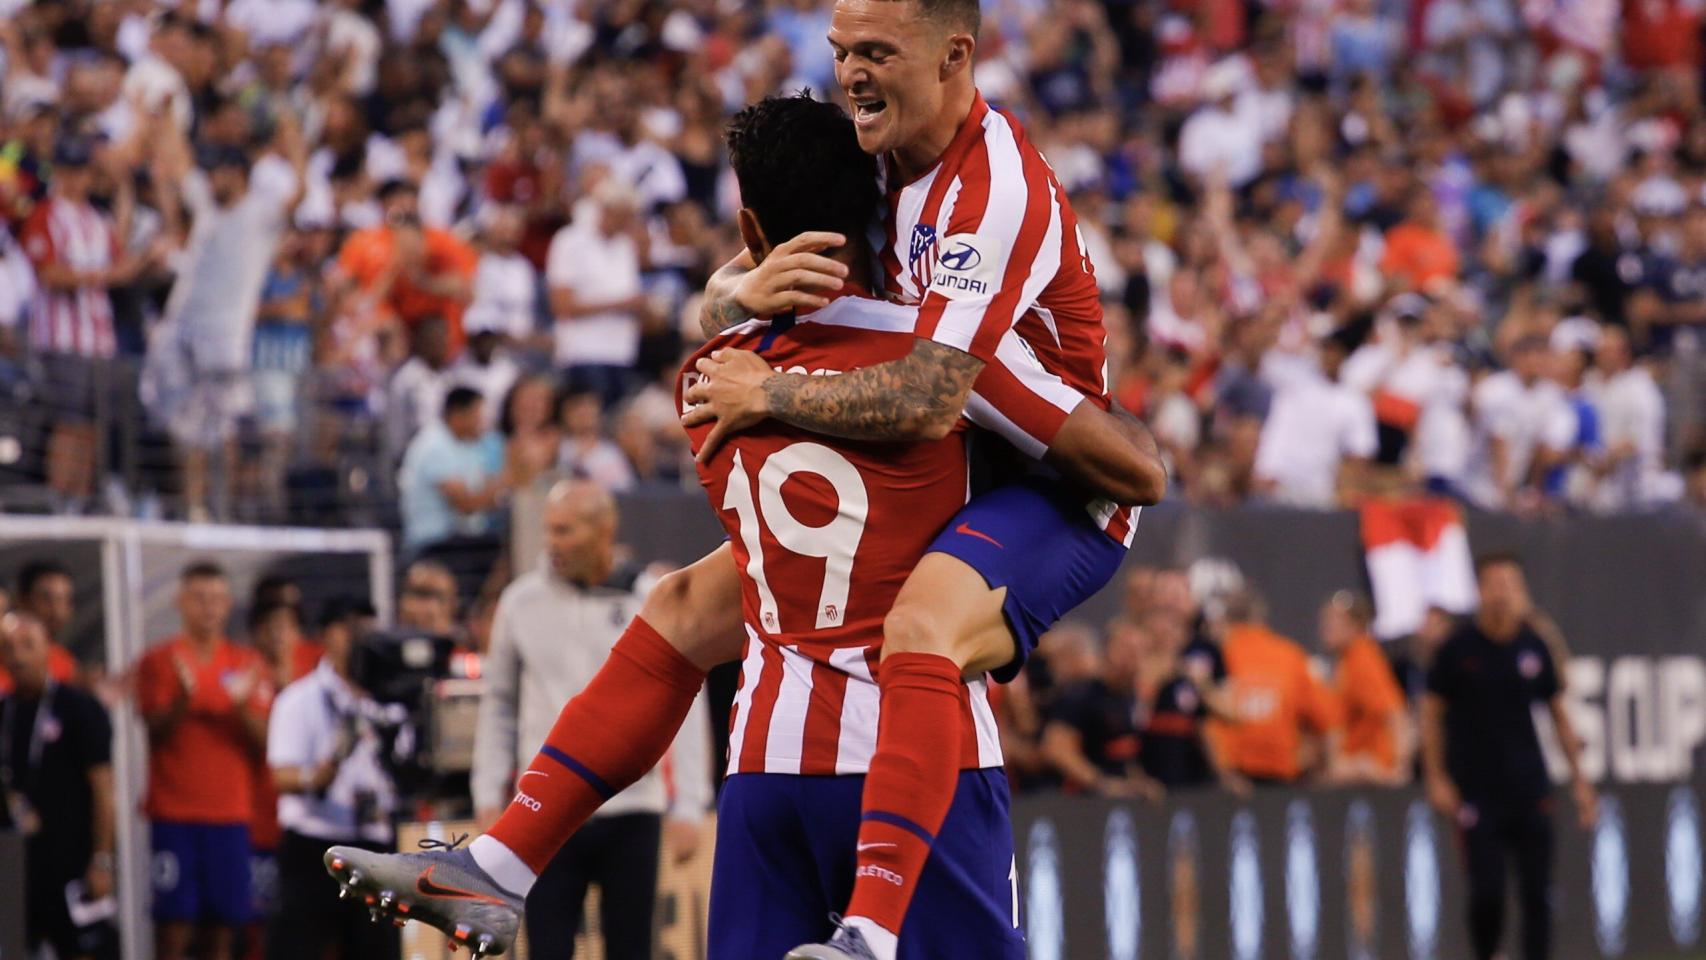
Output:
[473,617,704,892]
[843,652,966,957]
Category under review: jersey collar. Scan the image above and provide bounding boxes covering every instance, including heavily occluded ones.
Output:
[884,91,992,192]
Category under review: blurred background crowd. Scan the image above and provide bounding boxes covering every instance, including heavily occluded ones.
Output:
[2,0,1706,544]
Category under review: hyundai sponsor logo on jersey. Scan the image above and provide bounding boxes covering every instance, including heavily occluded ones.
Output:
[1026,818,1065,960]
[927,233,1003,300]
[1405,800,1441,960]
[1229,810,1264,960]
[1669,788,1702,947]
[1594,795,1630,956]
[1104,809,1140,960]
[1286,801,1320,960]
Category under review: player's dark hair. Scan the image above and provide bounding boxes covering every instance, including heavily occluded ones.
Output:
[443,386,483,418]
[248,599,299,632]
[16,559,70,598]
[1474,551,1524,579]
[181,560,227,583]
[913,0,981,37]
[726,92,878,253]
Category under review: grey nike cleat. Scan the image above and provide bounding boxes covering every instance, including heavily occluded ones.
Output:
[786,919,880,960]
[324,835,523,956]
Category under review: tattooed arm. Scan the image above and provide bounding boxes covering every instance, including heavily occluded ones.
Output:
[682,339,984,460]
[698,233,851,338]
[763,339,985,441]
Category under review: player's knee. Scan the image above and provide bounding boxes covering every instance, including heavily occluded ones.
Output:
[640,568,698,647]
[883,601,952,657]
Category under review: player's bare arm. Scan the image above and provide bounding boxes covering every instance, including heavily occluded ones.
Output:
[683,338,984,459]
[698,232,851,337]
[1045,403,1167,506]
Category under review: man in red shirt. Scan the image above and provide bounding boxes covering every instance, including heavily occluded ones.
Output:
[136,563,271,960]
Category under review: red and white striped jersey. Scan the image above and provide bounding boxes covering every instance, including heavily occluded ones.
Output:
[872,92,1139,546]
[18,196,118,359]
[678,290,1083,776]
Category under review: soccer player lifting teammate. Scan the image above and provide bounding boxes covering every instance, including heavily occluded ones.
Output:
[325,2,1161,956]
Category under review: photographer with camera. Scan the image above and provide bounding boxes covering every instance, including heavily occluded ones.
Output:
[264,598,400,960]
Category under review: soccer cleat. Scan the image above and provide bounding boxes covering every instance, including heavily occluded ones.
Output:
[324,836,523,956]
[786,920,880,960]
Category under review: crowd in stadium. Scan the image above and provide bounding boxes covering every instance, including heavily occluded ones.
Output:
[2,0,1706,527]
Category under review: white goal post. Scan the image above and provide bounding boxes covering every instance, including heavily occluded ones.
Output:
[0,516,392,960]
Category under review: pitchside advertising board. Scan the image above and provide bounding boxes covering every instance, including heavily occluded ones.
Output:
[1006,507,1706,960]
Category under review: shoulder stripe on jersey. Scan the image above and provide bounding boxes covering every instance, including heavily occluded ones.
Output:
[914,120,997,343]
[966,115,1058,360]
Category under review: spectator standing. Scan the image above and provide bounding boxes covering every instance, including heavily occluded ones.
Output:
[1319,592,1411,785]
[265,598,399,960]
[0,560,80,693]
[333,180,476,360]
[546,178,654,407]
[1466,337,1579,510]
[1422,554,1597,960]
[1216,590,1341,784]
[136,563,271,960]
[453,329,525,434]
[1587,326,1670,510]
[398,387,509,554]
[153,116,306,521]
[557,388,636,491]
[385,314,458,459]
[495,375,561,491]
[244,601,316,960]
[0,612,117,960]
[1380,187,1462,293]
[1136,612,1246,795]
[462,204,539,350]
[1041,619,1166,800]
[473,480,711,956]
[18,139,147,512]
[1253,329,1379,508]
[1177,61,1262,190]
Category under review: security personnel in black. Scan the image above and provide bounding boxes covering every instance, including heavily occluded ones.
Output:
[1420,553,1597,960]
[0,612,118,960]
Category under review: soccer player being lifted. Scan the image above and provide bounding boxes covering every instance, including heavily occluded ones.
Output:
[325,3,1161,957]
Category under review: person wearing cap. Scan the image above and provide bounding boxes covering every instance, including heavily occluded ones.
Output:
[545,173,656,408]
[149,112,307,521]
[17,137,150,512]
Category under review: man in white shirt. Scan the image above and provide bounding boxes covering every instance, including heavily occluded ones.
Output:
[473,480,711,957]
[266,598,400,960]
[1254,330,1379,508]
[386,315,459,460]
[545,178,654,407]
[1466,337,1579,509]
[1178,59,1263,189]
[157,123,306,521]
[1588,326,1671,510]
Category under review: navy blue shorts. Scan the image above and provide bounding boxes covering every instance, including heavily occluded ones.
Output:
[708,770,1024,960]
[150,821,253,925]
[929,479,1129,683]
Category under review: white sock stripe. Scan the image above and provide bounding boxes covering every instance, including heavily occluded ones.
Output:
[469,835,538,898]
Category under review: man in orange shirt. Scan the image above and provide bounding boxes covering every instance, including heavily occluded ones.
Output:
[0,561,82,693]
[333,180,476,358]
[136,562,272,960]
[1379,187,1461,292]
[1319,591,1411,784]
[1215,589,1341,783]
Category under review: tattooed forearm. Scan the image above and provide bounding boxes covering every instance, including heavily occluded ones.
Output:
[699,262,753,338]
[761,339,985,441]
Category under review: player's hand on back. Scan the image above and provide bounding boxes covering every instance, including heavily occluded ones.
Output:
[682,349,777,462]
[733,232,850,316]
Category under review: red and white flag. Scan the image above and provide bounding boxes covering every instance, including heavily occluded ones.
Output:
[1360,497,1477,639]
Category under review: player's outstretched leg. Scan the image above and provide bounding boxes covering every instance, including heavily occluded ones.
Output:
[324,549,742,953]
[791,553,1013,960]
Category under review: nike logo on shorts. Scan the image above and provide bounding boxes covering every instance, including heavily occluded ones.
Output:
[955,522,1003,549]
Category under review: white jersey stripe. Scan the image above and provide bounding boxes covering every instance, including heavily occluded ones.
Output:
[928,112,1030,354]
[967,678,1004,768]
[764,645,816,775]
[830,646,879,775]
[724,627,766,775]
